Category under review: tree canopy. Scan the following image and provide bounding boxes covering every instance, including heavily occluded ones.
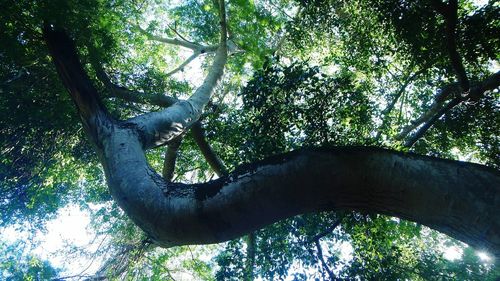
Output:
[0,0,499,280]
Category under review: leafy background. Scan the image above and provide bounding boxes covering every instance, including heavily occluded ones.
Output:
[0,0,498,279]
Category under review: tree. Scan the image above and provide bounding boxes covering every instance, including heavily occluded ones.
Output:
[1,0,499,279]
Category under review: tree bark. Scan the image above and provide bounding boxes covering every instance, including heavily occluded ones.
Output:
[100,139,500,257]
[44,21,500,259]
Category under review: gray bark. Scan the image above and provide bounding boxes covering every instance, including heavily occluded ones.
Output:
[99,133,500,256]
[44,18,500,260]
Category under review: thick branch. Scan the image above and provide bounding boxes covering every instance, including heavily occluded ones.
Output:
[43,24,111,143]
[129,1,228,149]
[100,121,500,256]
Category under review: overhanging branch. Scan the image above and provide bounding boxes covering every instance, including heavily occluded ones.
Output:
[101,136,500,257]
[402,71,500,147]
[128,0,228,149]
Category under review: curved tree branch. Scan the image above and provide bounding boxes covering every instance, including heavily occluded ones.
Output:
[99,136,500,257]
[127,1,228,149]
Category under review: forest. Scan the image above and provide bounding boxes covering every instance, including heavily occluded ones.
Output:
[0,0,499,280]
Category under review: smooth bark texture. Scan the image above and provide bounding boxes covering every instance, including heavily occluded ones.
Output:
[44,11,500,260]
[101,141,500,257]
[127,1,227,149]
[191,122,229,176]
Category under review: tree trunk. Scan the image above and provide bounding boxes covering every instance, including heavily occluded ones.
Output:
[43,24,500,258]
[101,135,500,257]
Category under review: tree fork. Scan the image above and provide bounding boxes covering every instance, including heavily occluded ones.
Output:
[43,18,499,261]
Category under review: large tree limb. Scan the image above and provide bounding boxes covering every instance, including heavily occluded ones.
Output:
[43,24,112,143]
[99,132,500,257]
[127,1,228,149]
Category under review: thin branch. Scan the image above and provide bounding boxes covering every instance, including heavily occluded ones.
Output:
[163,136,183,181]
[314,240,337,280]
[166,52,200,77]
[134,24,202,51]
[403,71,500,147]
[307,218,343,243]
[395,84,459,140]
[168,23,195,44]
[404,97,461,147]
[190,122,228,177]
[88,54,177,107]
[133,24,219,53]
[244,233,256,281]
[375,67,427,140]
[432,0,470,91]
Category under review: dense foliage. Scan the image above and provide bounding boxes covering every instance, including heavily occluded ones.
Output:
[0,0,498,279]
